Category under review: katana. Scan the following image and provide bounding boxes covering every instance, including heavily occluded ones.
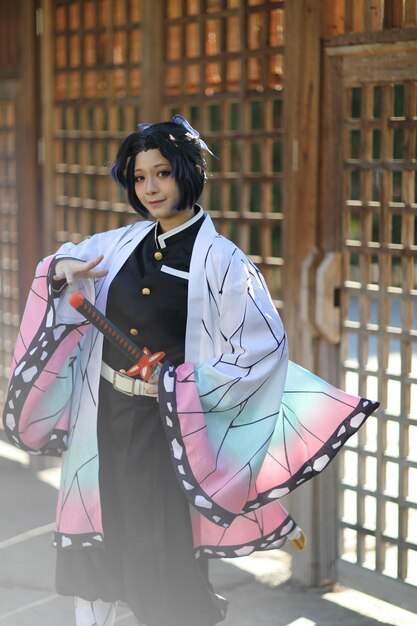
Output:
[68,291,165,381]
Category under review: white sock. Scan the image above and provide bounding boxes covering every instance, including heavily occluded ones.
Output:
[74,596,117,626]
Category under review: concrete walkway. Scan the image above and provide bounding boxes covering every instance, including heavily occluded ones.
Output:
[1,439,416,626]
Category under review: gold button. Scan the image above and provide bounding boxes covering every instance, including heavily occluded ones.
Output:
[119,369,127,374]
[154,251,163,261]
[141,287,151,296]
[130,328,138,336]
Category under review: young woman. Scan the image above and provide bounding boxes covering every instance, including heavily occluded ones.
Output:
[3,116,378,626]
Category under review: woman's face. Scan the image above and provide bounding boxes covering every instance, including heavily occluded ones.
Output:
[134,149,193,231]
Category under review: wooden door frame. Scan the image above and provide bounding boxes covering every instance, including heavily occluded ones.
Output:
[283,2,417,595]
[283,0,341,587]
[321,39,417,611]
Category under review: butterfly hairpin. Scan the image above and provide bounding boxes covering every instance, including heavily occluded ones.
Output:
[138,114,217,158]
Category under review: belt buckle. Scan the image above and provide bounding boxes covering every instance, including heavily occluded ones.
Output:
[112,370,135,397]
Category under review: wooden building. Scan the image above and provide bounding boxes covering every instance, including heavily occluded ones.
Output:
[0,0,417,612]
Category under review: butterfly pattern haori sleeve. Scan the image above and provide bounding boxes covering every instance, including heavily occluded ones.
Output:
[2,222,156,547]
[158,220,379,556]
[2,253,94,456]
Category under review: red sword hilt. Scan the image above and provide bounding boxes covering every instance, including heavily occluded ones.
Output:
[126,347,164,381]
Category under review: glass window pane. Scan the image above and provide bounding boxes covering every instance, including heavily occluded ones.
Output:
[394,83,405,117]
[250,100,263,130]
[248,12,263,50]
[272,99,282,129]
[206,19,221,56]
[270,224,282,257]
[372,129,381,159]
[272,182,282,213]
[272,140,282,173]
[351,87,362,118]
[250,143,262,172]
[269,9,284,46]
[350,130,361,158]
[227,16,241,52]
[373,85,382,119]
[249,224,261,255]
[249,183,262,212]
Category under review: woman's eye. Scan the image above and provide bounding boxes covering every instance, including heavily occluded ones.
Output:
[134,176,144,183]
[158,170,171,177]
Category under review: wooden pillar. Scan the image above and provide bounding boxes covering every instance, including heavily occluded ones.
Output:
[141,0,164,123]
[283,0,340,588]
[15,0,41,309]
[13,0,45,472]
[283,0,321,365]
[283,0,321,586]
[40,0,55,254]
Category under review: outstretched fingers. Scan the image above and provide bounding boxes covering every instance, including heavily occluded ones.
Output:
[53,255,109,285]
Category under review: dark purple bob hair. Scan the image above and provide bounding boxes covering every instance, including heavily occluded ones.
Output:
[111,120,207,218]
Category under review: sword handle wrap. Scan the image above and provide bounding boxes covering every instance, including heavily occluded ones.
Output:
[69,291,165,381]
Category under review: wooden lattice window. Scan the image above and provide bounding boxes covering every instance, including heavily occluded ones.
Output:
[52,0,143,247]
[340,78,417,590]
[0,90,19,404]
[162,0,285,307]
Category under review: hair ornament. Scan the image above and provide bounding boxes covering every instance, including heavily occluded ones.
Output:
[138,114,217,158]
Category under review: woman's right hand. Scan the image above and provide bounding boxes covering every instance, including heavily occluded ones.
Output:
[53,254,109,286]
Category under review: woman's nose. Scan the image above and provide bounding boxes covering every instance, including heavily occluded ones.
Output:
[146,176,158,194]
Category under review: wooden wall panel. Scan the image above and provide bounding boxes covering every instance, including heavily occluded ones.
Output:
[384,0,404,28]
[0,1,19,72]
[324,0,417,36]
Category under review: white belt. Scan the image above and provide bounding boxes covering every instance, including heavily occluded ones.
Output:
[101,362,158,398]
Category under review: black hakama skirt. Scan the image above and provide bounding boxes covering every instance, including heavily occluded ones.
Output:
[56,377,226,626]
